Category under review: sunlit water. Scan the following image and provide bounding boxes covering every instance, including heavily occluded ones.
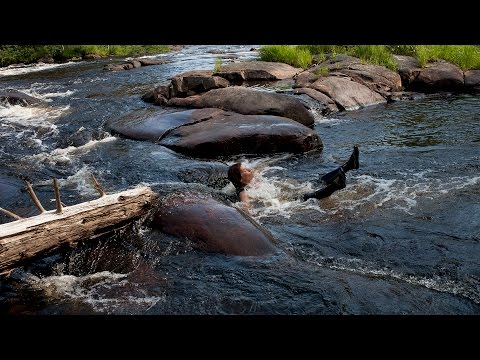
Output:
[1,46,479,314]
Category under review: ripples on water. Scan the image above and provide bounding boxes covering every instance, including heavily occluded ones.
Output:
[1,46,479,314]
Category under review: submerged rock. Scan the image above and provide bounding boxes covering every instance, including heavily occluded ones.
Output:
[0,89,43,106]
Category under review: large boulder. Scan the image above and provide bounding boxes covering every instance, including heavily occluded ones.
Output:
[167,86,315,127]
[158,111,321,158]
[170,70,230,97]
[214,61,302,83]
[106,108,225,141]
[152,193,277,256]
[293,87,339,115]
[141,85,171,105]
[392,55,421,87]
[311,76,387,110]
[313,55,402,94]
[136,58,169,66]
[464,70,480,91]
[410,61,464,91]
[0,89,43,106]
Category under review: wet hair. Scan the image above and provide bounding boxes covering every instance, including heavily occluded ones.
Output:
[227,162,244,191]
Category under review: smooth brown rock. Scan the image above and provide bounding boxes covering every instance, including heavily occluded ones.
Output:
[465,70,480,90]
[410,61,464,91]
[158,112,321,158]
[107,108,225,141]
[167,87,314,127]
[311,76,386,110]
[152,193,277,256]
[214,61,302,83]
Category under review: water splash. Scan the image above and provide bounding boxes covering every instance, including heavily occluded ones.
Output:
[0,61,76,77]
[24,270,165,314]
[27,135,116,167]
[297,250,480,305]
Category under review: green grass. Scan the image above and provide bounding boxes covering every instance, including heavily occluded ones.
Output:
[259,45,480,71]
[414,45,480,70]
[314,66,329,76]
[348,45,398,70]
[259,45,312,69]
[0,45,172,67]
[213,58,223,72]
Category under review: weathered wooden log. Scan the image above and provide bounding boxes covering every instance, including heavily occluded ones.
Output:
[0,186,158,273]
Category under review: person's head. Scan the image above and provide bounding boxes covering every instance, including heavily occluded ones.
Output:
[228,162,254,190]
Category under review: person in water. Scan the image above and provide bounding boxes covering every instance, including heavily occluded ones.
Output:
[227,146,359,208]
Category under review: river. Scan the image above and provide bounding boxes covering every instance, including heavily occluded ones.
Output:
[1,45,479,314]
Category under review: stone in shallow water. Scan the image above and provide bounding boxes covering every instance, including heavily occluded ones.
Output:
[152,192,277,256]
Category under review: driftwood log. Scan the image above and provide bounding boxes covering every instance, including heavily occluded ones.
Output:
[0,185,158,274]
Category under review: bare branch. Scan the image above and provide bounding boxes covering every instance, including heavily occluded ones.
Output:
[25,181,46,213]
[91,174,106,197]
[0,207,23,221]
[53,178,62,214]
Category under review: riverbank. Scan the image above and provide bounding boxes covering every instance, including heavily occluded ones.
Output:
[259,45,480,71]
[0,45,178,68]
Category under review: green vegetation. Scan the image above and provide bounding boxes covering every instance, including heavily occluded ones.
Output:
[314,66,329,76]
[348,45,397,70]
[413,45,480,69]
[0,45,171,67]
[259,45,312,69]
[259,45,480,71]
[213,58,223,72]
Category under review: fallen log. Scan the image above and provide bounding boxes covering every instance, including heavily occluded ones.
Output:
[0,185,158,274]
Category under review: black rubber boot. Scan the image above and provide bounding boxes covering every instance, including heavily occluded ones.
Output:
[303,171,346,201]
[320,167,347,186]
[303,182,346,201]
[341,145,359,172]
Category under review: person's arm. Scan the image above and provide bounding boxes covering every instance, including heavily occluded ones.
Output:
[239,190,251,208]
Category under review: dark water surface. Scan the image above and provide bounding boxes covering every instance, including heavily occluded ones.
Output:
[1,46,479,314]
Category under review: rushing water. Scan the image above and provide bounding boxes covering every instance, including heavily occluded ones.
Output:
[0,45,479,315]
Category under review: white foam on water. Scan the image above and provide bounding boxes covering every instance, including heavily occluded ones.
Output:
[302,254,480,305]
[72,76,108,84]
[0,61,76,77]
[315,117,351,125]
[0,103,69,128]
[341,173,480,214]
[224,159,327,220]
[234,162,480,221]
[125,52,170,61]
[34,165,99,197]
[27,136,117,167]
[0,103,67,148]
[26,271,165,314]
[21,89,76,102]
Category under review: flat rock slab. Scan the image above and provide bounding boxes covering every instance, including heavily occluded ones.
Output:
[168,86,314,127]
[214,61,302,82]
[106,108,225,141]
[158,111,321,158]
[311,76,386,110]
